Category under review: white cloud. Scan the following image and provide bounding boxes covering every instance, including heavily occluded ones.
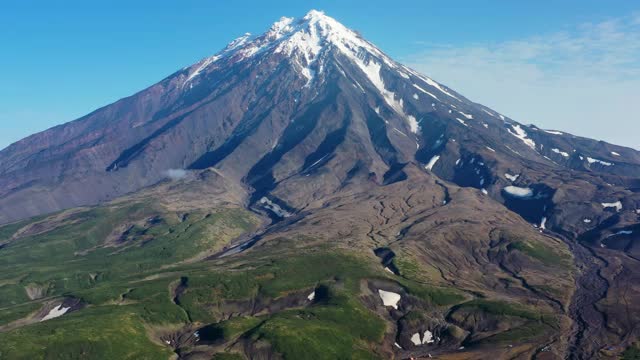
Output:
[403,15,640,149]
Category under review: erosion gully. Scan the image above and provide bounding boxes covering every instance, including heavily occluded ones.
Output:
[554,230,610,360]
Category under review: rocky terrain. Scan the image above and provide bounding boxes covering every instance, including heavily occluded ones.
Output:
[1,10,639,359]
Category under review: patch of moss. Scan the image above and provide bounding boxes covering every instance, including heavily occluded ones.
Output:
[393,254,465,306]
[508,241,571,268]
[456,299,538,320]
[623,343,640,360]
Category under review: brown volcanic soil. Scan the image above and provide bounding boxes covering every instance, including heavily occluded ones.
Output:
[237,165,576,358]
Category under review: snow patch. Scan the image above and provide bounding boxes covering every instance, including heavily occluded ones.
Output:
[352,80,365,93]
[423,77,460,100]
[458,111,473,119]
[184,33,252,84]
[486,146,496,152]
[456,118,468,127]
[340,51,419,133]
[400,66,460,101]
[587,157,613,166]
[482,109,496,117]
[259,197,292,218]
[611,151,621,156]
[307,154,329,170]
[504,173,519,182]
[164,169,188,181]
[583,218,592,223]
[507,124,536,149]
[378,290,401,309]
[41,305,70,322]
[423,330,435,344]
[412,84,439,100]
[411,333,422,346]
[184,54,222,84]
[503,186,534,198]
[411,331,434,346]
[425,155,440,171]
[307,291,316,301]
[607,230,633,238]
[601,201,622,212]
[544,130,564,135]
[413,93,419,100]
[551,148,570,158]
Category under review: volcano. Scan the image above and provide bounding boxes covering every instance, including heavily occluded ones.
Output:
[1,10,640,359]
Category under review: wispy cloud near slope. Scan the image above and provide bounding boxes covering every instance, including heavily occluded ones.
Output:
[404,14,640,149]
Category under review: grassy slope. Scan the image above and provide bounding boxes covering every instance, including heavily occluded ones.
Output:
[0,306,174,360]
[0,203,259,359]
[0,199,569,359]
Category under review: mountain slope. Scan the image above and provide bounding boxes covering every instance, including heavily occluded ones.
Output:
[1,9,640,359]
[2,10,639,225]
[0,166,576,359]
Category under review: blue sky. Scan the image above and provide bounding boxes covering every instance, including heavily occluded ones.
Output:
[1,0,638,149]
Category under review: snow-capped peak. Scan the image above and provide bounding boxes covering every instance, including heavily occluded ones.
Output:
[303,9,328,20]
[184,10,394,84]
[181,9,461,134]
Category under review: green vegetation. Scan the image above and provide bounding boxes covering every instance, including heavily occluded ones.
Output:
[393,253,465,306]
[0,198,566,359]
[214,316,265,340]
[508,241,571,268]
[178,250,375,323]
[456,299,539,320]
[0,203,260,359]
[624,343,640,360]
[0,204,391,359]
[0,302,41,326]
[0,306,174,360]
[398,279,465,306]
[202,287,385,359]
[452,299,558,344]
[0,203,258,307]
[248,295,384,359]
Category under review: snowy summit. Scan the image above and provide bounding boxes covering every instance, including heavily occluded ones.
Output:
[181,10,466,134]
